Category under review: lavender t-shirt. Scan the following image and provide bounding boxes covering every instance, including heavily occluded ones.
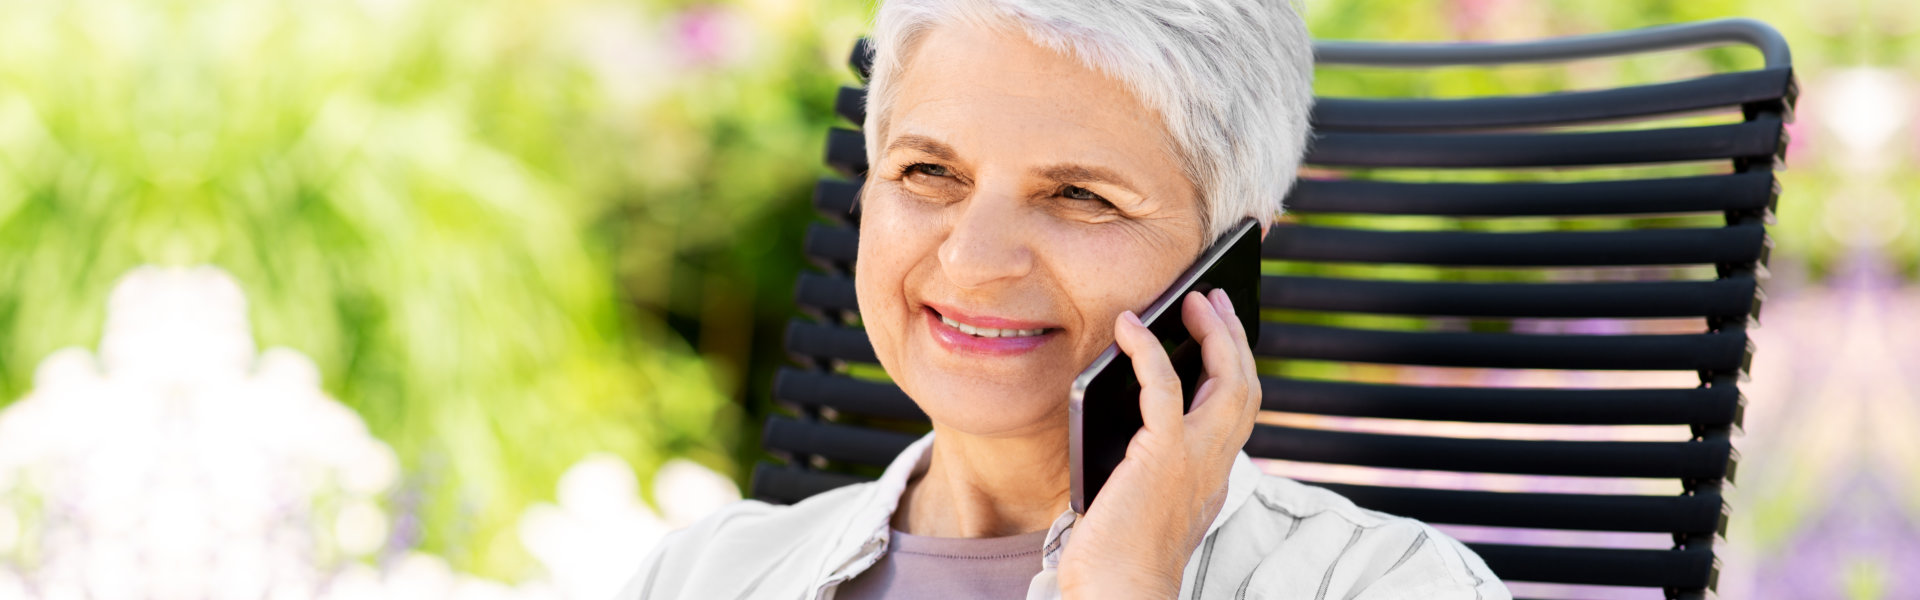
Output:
[834,528,1051,600]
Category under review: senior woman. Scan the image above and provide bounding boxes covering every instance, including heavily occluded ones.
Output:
[626,1,1507,598]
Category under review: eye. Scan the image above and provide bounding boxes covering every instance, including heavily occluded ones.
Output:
[1062,185,1106,203]
[903,162,951,178]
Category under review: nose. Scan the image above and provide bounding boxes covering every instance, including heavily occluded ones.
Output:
[937,191,1034,290]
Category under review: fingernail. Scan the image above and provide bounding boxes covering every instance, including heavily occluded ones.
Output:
[1122,310,1142,327]
[1213,289,1235,316]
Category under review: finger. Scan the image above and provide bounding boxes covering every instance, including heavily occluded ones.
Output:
[1113,310,1184,439]
[1209,288,1262,419]
[1208,289,1263,450]
[1180,290,1244,423]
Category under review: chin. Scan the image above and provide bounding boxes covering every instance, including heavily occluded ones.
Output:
[901,370,1071,437]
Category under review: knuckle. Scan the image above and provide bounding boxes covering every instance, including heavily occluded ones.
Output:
[1127,435,1152,456]
[1221,376,1248,396]
[1147,377,1182,397]
[1215,380,1249,407]
[1139,367,1178,390]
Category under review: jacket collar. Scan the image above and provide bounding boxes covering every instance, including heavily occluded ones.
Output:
[812,431,1263,591]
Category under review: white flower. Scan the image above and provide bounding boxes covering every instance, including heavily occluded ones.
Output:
[0,265,742,599]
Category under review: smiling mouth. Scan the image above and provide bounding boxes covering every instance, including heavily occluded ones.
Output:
[922,306,1057,357]
[935,312,1051,338]
[924,305,1058,338]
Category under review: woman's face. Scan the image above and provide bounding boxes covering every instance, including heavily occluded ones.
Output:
[856,21,1207,438]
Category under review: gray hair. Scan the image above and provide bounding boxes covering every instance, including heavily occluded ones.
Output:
[863,0,1316,239]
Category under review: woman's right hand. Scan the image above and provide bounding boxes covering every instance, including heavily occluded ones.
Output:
[1057,288,1263,599]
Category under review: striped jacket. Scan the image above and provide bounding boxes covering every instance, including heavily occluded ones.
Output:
[622,433,1510,599]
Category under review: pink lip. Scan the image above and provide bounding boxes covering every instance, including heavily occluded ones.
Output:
[922,303,1057,330]
[922,306,1059,357]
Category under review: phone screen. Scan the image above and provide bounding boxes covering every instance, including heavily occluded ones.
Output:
[1069,217,1262,514]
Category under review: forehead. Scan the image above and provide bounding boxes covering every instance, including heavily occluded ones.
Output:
[886,21,1183,177]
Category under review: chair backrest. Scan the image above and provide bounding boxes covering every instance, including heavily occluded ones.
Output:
[754,19,1794,600]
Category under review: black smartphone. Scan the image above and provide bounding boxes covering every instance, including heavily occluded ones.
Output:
[1069,217,1262,514]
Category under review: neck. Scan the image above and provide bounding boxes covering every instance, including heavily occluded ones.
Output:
[894,423,1072,538]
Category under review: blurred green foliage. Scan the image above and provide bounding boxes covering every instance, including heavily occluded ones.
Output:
[0,0,1910,584]
[0,0,871,579]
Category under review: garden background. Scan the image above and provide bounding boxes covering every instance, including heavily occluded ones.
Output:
[0,0,1913,598]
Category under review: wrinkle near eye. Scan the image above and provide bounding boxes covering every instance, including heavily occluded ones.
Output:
[897,167,970,204]
[1108,203,1202,257]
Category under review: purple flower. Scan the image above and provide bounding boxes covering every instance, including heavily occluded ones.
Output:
[669,5,746,68]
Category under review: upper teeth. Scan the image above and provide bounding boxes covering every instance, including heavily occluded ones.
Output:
[941,314,1045,338]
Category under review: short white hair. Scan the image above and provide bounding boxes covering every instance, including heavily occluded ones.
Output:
[863,0,1315,239]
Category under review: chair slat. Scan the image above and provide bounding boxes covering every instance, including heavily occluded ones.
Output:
[1264,274,1759,319]
[849,38,873,82]
[1306,115,1782,168]
[1311,68,1793,132]
[795,273,861,315]
[812,222,1771,268]
[764,412,1732,478]
[1257,323,1749,371]
[1470,544,1715,588]
[835,85,865,125]
[1246,424,1731,478]
[763,416,917,466]
[804,223,859,269]
[826,128,866,176]
[785,319,877,363]
[774,368,928,422]
[785,318,1751,372]
[751,462,870,504]
[813,178,861,225]
[802,270,1759,319]
[1263,377,1741,426]
[771,367,1741,427]
[1262,223,1767,267]
[1305,482,1725,533]
[1284,171,1775,216]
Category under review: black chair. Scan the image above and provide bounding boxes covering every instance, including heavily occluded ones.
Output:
[754,19,1795,600]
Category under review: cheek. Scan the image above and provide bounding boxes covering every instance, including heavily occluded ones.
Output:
[854,190,941,351]
[1041,227,1194,352]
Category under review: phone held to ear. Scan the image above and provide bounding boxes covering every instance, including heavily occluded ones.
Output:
[1068,217,1262,515]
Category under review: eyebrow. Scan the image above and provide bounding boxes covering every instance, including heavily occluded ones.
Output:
[1038,164,1140,194]
[885,134,960,162]
[886,134,1142,195]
